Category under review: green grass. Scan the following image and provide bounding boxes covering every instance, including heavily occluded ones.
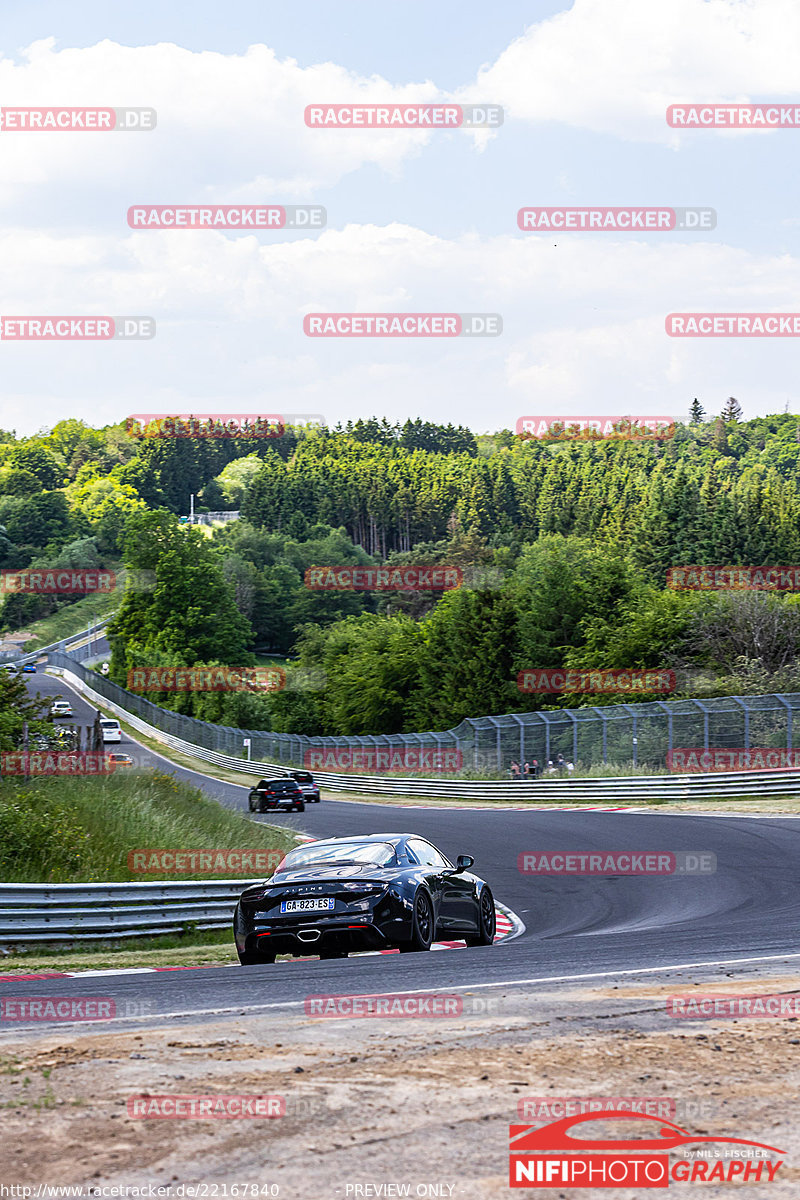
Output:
[0,769,300,883]
[0,929,244,971]
[252,653,293,669]
[9,588,118,650]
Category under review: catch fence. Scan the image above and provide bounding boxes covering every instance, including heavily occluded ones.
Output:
[46,654,800,776]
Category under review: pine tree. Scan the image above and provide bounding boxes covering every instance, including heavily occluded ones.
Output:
[689,398,705,424]
[721,396,743,422]
[713,417,730,455]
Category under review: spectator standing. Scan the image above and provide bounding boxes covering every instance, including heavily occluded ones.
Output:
[510,760,521,780]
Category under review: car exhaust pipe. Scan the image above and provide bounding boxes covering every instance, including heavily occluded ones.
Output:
[296,929,321,942]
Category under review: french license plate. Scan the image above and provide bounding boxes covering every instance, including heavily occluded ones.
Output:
[280,898,335,913]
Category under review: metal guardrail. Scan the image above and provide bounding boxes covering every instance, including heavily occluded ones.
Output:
[0,880,257,944]
[10,616,112,666]
[49,659,800,800]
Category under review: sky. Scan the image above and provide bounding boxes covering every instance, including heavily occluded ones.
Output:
[1,0,799,435]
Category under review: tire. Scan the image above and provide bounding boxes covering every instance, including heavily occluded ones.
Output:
[257,799,267,813]
[465,888,496,947]
[237,945,276,966]
[295,801,305,812]
[248,794,255,812]
[399,889,434,952]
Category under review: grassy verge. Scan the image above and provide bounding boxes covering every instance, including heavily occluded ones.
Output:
[0,931,242,973]
[9,588,118,650]
[48,674,800,810]
[0,770,299,883]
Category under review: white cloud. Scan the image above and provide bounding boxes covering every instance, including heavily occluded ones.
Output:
[0,37,490,213]
[1,223,798,433]
[474,0,800,141]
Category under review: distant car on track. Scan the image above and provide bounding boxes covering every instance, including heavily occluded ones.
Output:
[50,700,73,718]
[233,832,496,965]
[248,777,305,814]
[288,769,320,802]
[106,752,134,768]
[22,664,36,673]
[100,719,122,743]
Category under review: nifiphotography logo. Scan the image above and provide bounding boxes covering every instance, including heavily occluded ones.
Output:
[509,1111,785,1187]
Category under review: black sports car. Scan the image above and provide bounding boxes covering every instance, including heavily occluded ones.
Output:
[233,832,496,964]
[248,777,305,813]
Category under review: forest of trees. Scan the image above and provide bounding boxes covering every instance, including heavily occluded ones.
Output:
[3,407,800,737]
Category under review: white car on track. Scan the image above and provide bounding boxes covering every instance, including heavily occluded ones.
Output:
[100,718,122,743]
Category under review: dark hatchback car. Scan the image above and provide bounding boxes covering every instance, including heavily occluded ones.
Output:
[233,832,496,964]
[288,770,320,802]
[248,777,305,813]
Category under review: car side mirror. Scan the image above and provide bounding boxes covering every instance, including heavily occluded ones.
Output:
[455,854,474,872]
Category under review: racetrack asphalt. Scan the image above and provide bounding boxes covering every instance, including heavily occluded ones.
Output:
[7,667,800,1033]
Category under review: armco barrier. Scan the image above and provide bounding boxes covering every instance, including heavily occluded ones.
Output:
[10,616,112,667]
[45,658,800,776]
[0,880,258,944]
[46,657,800,801]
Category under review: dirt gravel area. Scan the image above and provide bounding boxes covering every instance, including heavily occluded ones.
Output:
[0,976,798,1198]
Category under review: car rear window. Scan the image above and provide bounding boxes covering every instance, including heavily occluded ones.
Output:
[100,720,120,729]
[281,841,396,870]
[292,772,313,783]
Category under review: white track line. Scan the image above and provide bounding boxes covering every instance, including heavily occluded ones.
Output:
[1,952,799,1031]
